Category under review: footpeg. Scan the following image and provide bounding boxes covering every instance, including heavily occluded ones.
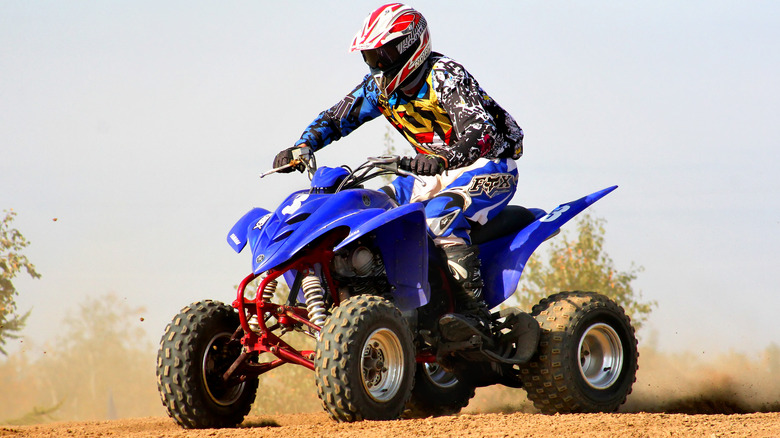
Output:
[483,309,540,364]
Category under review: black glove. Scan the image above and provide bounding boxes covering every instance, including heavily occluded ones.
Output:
[410,154,445,176]
[273,147,300,173]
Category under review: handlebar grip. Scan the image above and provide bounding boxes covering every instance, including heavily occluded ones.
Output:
[399,156,413,172]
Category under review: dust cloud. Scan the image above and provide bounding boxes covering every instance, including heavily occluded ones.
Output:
[466,345,780,415]
[623,346,780,414]
[2,327,778,424]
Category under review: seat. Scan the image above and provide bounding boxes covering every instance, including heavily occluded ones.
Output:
[470,205,545,245]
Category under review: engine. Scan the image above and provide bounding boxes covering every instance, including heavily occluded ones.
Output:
[331,244,389,297]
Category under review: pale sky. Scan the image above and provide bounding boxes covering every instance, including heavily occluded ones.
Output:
[2,1,779,357]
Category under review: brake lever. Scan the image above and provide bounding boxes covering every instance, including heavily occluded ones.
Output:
[260,146,314,179]
[369,156,427,187]
[393,167,426,186]
[259,160,303,178]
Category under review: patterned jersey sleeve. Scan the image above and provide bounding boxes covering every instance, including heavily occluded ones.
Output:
[294,75,383,151]
[430,60,498,169]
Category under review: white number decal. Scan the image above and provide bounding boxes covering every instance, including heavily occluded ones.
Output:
[281,194,309,216]
[540,205,570,223]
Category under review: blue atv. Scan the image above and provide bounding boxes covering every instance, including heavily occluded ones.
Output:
[156,149,638,427]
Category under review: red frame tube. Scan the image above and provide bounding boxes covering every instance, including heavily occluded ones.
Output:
[232,232,346,373]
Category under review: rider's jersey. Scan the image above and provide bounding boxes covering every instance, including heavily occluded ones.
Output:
[294,53,523,169]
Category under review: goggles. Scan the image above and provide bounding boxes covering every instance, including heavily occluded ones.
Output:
[361,44,403,73]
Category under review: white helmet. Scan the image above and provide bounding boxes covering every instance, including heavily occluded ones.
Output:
[349,3,432,96]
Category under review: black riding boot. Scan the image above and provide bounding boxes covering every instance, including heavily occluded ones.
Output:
[438,244,493,343]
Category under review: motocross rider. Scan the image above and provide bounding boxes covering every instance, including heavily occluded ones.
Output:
[273,3,524,341]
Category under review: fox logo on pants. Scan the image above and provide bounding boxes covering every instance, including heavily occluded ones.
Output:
[467,174,515,198]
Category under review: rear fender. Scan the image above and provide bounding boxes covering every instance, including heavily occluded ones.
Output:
[480,185,618,307]
[335,203,430,311]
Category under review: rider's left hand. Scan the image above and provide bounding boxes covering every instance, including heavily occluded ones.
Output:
[410,154,445,176]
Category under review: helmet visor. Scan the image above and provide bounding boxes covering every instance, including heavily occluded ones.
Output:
[361,44,403,73]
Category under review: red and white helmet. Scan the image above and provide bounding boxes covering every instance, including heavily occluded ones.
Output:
[349,3,432,97]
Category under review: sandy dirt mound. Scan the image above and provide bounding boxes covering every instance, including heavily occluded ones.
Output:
[3,412,780,438]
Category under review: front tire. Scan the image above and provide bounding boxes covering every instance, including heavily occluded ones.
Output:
[156,300,258,428]
[520,292,638,414]
[314,295,415,422]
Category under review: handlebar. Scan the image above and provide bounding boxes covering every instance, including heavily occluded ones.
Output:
[260,146,315,179]
[260,151,425,189]
[399,156,413,172]
[367,155,426,186]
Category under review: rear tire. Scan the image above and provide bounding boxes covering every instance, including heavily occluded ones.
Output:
[403,363,476,418]
[314,295,415,422]
[520,292,638,414]
[156,300,258,428]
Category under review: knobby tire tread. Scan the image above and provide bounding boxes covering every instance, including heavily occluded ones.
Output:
[156,300,258,429]
[402,365,476,418]
[520,291,638,414]
[314,295,415,422]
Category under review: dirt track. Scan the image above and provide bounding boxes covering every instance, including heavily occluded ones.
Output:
[3,412,780,438]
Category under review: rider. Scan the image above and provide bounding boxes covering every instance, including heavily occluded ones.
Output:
[273,3,523,341]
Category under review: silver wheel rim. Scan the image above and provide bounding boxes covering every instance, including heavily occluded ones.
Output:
[423,363,458,389]
[202,332,245,406]
[361,328,405,402]
[578,323,624,390]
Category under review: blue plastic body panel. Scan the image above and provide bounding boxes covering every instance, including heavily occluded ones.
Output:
[228,166,617,312]
[479,185,618,308]
[335,203,430,309]
[310,166,350,190]
[227,207,272,254]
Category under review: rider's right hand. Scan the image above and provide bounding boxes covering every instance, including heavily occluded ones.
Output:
[273,146,303,173]
[410,153,445,176]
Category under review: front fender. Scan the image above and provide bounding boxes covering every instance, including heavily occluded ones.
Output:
[253,190,394,274]
[227,207,272,254]
[254,208,387,274]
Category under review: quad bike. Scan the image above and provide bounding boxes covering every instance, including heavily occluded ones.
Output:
[156,147,638,428]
